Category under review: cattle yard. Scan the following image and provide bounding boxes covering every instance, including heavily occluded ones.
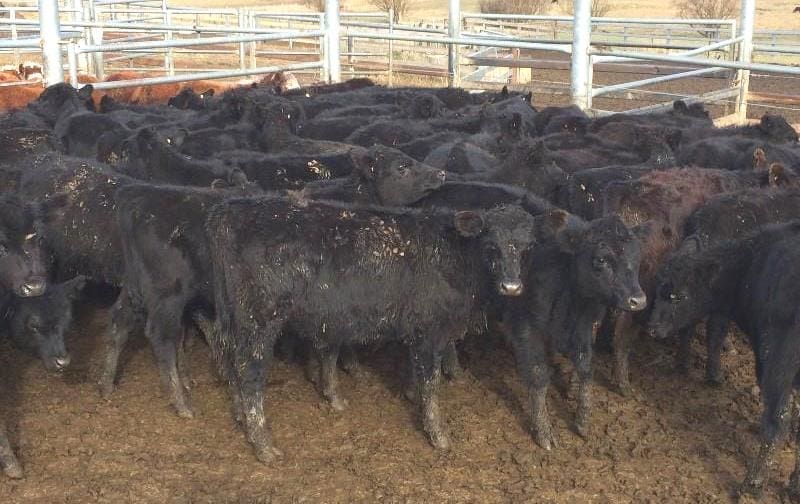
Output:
[1,1,800,503]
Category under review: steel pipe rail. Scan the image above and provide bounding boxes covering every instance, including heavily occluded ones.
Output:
[77,30,326,53]
[592,67,726,98]
[589,48,800,76]
[341,31,572,54]
[81,61,323,90]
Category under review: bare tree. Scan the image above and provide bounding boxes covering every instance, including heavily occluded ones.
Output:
[478,0,551,16]
[369,0,415,23]
[674,0,737,19]
[558,0,613,17]
[301,0,346,12]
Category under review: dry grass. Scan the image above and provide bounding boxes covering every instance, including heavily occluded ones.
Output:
[171,0,799,29]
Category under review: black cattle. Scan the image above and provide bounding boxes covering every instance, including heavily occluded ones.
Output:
[647,223,800,498]
[589,100,712,132]
[503,213,645,449]
[5,275,85,372]
[555,164,659,220]
[0,128,59,164]
[167,87,215,110]
[686,113,799,145]
[1,83,94,130]
[0,194,48,305]
[205,198,558,462]
[103,146,444,413]
[56,111,131,158]
[533,105,589,136]
[113,128,249,187]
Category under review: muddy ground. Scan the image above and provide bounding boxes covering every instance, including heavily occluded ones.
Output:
[0,293,794,503]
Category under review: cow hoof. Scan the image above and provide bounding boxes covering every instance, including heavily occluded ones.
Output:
[176,407,195,419]
[429,432,451,450]
[329,396,348,412]
[2,461,23,479]
[98,380,115,399]
[533,427,559,451]
[617,382,633,398]
[737,479,764,499]
[575,418,590,439]
[255,445,283,464]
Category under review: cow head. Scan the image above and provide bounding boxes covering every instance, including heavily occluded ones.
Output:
[454,205,557,297]
[0,195,48,298]
[351,146,446,206]
[554,214,646,311]
[8,275,85,372]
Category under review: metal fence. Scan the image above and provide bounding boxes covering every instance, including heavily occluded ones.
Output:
[1,0,799,122]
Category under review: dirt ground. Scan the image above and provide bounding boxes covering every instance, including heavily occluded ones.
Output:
[0,290,796,503]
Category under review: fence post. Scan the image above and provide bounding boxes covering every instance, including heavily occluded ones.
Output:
[162,0,175,77]
[238,9,246,71]
[570,0,592,110]
[388,8,394,87]
[735,0,755,123]
[67,42,79,88]
[10,8,19,68]
[320,13,328,82]
[447,0,460,87]
[249,11,257,69]
[325,0,341,83]
[38,0,64,86]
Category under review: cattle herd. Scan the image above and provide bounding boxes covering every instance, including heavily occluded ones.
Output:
[0,77,799,498]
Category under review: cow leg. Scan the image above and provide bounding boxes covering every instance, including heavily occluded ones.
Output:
[705,314,729,385]
[740,338,799,497]
[318,346,347,411]
[236,347,282,463]
[409,339,448,450]
[788,406,800,501]
[441,340,463,380]
[674,326,692,375]
[146,299,194,418]
[613,311,635,397]
[573,344,594,439]
[99,290,142,398]
[508,315,556,450]
[0,419,22,479]
[338,345,361,377]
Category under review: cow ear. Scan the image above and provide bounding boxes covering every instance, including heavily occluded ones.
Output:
[768,163,788,187]
[673,100,688,113]
[454,211,484,237]
[524,91,533,104]
[78,84,93,100]
[350,150,375,180]
[501,85,509,98]
[535,209,571,242]
[753,147,767,170]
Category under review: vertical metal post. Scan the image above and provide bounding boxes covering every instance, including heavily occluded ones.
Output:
[67,42,79,88]
[325,0,341,83]
[570,0,592,110]
[249,11,257,69]
[162,0,174,76]
[10,8,19,68]
[72,0,88,73]
[736,0,755,123]
[38,0,64,86]
[320,13,328,82]
[388,8,394,87]
[86,0,104,80]
[447,0,460,87]
[238,9,246,71]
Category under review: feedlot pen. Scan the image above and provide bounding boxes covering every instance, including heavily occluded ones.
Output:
[0,1,800,503]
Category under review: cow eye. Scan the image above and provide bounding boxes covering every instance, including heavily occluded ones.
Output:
[669,293,683,303]
[165,137,173,145]
[593,256,607,269]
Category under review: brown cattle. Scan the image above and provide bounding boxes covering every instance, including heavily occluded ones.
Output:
[0,84,43,111]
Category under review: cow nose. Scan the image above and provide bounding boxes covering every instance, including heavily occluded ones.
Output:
[21,277,46,297]
[437,170,446,182]
[500,281,523,297]
[627,293,647,311]
[55,355,71,370]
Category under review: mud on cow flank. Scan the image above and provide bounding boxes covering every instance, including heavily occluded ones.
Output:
[2,78,800,499]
